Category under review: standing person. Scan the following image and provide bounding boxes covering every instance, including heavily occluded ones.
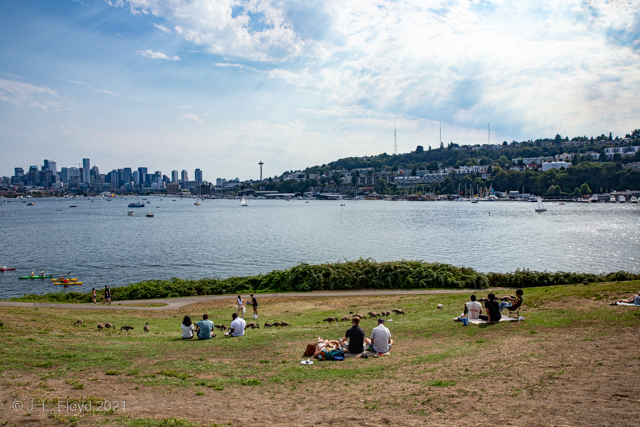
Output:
[249,294,258,319]
[195,314,215,340]
[103,285,111,305]
[226,312,247,337]
[91,288,97,304]
[478,293,501,323]
[181,315,195,339]
[340,317,365,355]
[236,295,244,318]
[365,318,393,355]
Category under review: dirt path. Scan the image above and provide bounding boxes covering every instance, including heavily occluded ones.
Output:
[0,288,507,311]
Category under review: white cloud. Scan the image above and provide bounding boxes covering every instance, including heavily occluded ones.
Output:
[0,79,61,110]
[177,105,193,109]
[152,23,171,33]
[90,87,119,96]
[180,112,203,124]
[120,0,304,62]
[137,49,180,61]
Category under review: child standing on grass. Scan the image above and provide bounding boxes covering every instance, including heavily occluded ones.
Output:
[236,295,244,318]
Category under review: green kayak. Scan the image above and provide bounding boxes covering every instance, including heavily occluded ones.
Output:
[19,275,53,279]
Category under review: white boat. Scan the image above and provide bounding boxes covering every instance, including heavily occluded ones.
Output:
[535,197,547,212]
[618,195,626,203]
[194,198,200,206]
[590,195,599,203]
[128,211,134,216]
[241,197,247,206]
[610,195,617,203]
[630,196,638,203]
[146,213,154,217]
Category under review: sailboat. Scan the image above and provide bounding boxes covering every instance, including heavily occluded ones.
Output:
[241,197,248,207]
[194,198,200,206]
[535,197,547,213]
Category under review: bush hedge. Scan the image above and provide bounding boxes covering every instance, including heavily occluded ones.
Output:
[8,259,640,303]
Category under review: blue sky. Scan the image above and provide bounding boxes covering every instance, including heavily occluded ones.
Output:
[1,0,639,180]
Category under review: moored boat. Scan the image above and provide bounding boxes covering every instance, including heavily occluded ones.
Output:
[128,203,145,208]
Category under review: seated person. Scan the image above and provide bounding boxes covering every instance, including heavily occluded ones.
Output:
[499,289,524,312]
[463,295,482,320]
[478,293,501,323]
[365,318,393,354]
[225,312,246,337]
[195,314,215,340]
[340,317,365,355]
[610,291,640,305]
[181,315,195,339]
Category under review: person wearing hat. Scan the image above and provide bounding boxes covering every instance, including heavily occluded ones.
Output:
[365,318,393,355]
[609,291,640,305]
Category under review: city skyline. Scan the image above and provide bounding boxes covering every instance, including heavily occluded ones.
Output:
[1,1,639,180]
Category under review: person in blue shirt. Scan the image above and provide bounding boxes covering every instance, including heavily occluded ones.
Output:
[195,314,216,340]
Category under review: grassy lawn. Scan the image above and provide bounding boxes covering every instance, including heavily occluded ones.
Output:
[1,281,639,426]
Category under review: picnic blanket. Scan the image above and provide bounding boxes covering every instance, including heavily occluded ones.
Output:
[469,316,524,324]
[615,302,640,307]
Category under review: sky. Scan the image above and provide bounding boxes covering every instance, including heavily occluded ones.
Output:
[1,0,639,181]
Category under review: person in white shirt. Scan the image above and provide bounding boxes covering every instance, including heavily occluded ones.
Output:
[181,315,195,339]
[236,295,245,318]
[226,312,247,337]
[365,318,393,354]
[464,295,483,320]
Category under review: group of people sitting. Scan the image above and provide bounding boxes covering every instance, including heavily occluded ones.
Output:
[181,313,247,340]
[456,289,524,323]
[308,317,393,360]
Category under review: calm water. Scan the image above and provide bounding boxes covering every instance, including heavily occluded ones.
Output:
[0,197,639,298]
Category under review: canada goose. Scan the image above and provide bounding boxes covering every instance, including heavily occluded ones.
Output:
[437,304,443,310]
[143,322,150,332]
[73,319,83,326]
[322,317,337,323]
[280,321,291,327]
[263,322,272,328]
[104,323,115,330]
[391,309,405,315]
[246,322,260,329]
[341,316,351,322]
[121,325,134,332]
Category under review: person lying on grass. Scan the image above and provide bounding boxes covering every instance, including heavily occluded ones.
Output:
[609,291,640,305]
[499,289,523,313]
[313,338,342,359]
[365,318,393,355]
[478,293,501,323]
[225,312,246,337]
[195,314,216,340]
[339,317,366,355]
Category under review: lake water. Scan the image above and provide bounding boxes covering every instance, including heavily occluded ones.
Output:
[0,197,639,298]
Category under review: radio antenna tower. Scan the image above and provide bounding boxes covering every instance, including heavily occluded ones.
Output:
[393,123,398,155]
[439,122,442,145]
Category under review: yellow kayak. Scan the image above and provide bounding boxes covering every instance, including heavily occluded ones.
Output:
[53,281,83,285]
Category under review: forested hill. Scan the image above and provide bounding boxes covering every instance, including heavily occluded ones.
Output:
[302,131,640,174]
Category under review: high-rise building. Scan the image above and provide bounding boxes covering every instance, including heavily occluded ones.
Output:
[171,170,178,183]
[14,167,24,178]
[132,170,140,185]
[44,160,57,174]
[91,165,100,178]
[138,167,147,188]
[194,168,203,184]
[181,170,188,183]
[82,159,90,183]
[123,168,132,183]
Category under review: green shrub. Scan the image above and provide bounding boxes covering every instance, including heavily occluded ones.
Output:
[8,260,640,303]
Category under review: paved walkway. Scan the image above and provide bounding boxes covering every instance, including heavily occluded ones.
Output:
[0,288,506,311]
